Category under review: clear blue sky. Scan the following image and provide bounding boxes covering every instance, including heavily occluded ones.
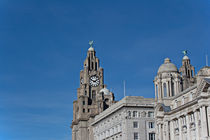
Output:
[0,0,209,140]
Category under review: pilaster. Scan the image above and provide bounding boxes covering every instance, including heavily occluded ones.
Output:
[178,117,183,140]
[200,106,208,139]
[194,110,200,140]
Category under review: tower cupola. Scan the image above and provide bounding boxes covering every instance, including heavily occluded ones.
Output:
[154,58,181,103]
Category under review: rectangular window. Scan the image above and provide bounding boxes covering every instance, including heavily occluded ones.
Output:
[83,101,85,105]
[148,111,154,118]
[149,133,155,140]
[133,122,138,128]
[134,132,139,140]
[133,111,137,117]
[149,122,154,129]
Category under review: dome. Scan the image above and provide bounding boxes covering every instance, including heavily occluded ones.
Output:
[183,55,189,60]
[99,88,110,95]
[158,58,178,74]
[197,66,210,77]
[88,47,94,51]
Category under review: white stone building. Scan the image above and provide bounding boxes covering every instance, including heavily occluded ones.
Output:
[154,55,210,140]
[91,96,155,140]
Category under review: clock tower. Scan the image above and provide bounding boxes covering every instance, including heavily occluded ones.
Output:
[71,41,115,140]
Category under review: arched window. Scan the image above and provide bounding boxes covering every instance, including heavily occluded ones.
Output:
[163,83,167,97]
[95,62,97,70]
[91,62,94,70]
[171,82,175,96]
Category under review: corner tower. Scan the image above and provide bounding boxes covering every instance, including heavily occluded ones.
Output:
[179,54,195,90]
[71,41,115,140]
[154,58,182,104]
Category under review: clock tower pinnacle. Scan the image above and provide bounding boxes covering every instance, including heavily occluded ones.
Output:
[71,41,115,140]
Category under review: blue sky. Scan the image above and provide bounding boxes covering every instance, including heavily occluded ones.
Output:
[0,0,209,140]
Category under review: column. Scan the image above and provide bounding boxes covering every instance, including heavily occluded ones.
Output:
[174,81,177,95]
[207,106,210,137]
[163,123,166,140]
[158,82,161,100]
[178,117,183,140]
[165,121,170,140]
[176,81,179,95]
[200,106,208,138]
[166,82,169,97]
[186,114,191,140]
[155,84,157,101]
[169,81,172,97]
[158,124,163,140]
[72,130,76,140]
[170,121,175,140]
[194,111,200,140]
[155,123,159,140]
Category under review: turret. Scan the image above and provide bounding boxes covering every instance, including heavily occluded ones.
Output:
[179,54,195,90]
[154,58,181,104]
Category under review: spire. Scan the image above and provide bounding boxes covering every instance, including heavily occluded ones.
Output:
[84,40,99,71]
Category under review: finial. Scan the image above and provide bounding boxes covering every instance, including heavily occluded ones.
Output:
[164,58,171,63]
[89,40,94,48]
[182,50,187,56]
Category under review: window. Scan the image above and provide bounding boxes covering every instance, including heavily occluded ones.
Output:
[133,122,138,128]
[134,132,139,140]
[148,112,154,118]
[95,62,97,70]
[83,101,85,105]
[133,111,137,117]
[163,83,167,97]
[171,81,175,96]
[83,109,85,113]
[128,111,131,117]
[149,133,155,140]
[149,122,154,129]
[91,62,94,70]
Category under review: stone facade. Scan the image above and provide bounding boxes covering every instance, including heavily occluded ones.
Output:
[154,55,210,140]
[91,96,155,140]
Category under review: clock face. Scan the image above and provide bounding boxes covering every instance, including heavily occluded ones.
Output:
[89,75,100,87]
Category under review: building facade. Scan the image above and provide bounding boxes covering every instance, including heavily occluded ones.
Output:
[71,42,210,140]
[154,55,210,140]
[91,96,155,140]
[71,42,115,140]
